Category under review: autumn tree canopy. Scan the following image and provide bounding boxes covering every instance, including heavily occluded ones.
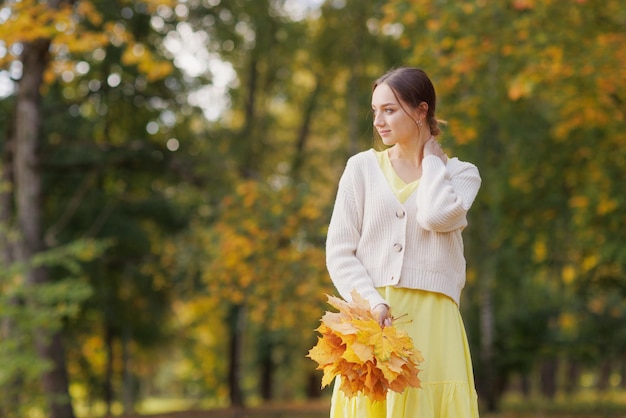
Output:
[0,0,624,415]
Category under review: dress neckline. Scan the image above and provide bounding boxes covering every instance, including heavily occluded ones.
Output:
[369,149,419,204]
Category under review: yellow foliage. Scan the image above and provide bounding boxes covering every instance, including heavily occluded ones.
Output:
[596,198,618,215]
[446,117,478,146]
[79,335,107,371]
[509,172,531,193]
[426,19,440,31]
[533,240,547,263]
[161,176,333,395]
[75,1,103,26]
[231,289,245,305]
[187,179,330,328]
[569,195,589,209]
[582,254,598,272]
[1,1,173,82]
[561,265,576,284]
[137,0,177,13]
[461,3,475,14]
[588,296,604,315]
[558,313,576,333]
[507,74,535,101]
[0,1,68,44]
[56,31,109,54]
[500,44,515,56]
[512,0,535,10]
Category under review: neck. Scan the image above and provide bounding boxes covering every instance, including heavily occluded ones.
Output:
[390,142,422,167]
[389,131,432,166]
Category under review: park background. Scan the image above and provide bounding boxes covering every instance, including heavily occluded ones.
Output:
[0,0,625,417]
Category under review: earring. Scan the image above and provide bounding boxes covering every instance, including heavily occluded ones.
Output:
[417,119,423,127]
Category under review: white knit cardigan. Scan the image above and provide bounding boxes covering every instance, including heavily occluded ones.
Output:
[326,149,481,308]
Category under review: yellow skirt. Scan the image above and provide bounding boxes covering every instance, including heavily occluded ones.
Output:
[330,287,479,418]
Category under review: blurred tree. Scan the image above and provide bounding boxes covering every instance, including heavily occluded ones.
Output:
[174,0,405,405]
[0,0,185,415]
[4,0,621,413]
[0,0,406,411]
[2,0,83,416]
[382,0,626,411]
[0,240,105,418]
[166,179,331,405]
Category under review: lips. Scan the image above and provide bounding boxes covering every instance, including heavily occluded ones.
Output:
[378,130,391,136]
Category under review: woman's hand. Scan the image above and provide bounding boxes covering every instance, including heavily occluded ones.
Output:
[423,137,448,164]
[372,303,392,328]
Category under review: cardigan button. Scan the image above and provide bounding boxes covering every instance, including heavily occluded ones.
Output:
[396,209,405,219]
[393,243,403,252]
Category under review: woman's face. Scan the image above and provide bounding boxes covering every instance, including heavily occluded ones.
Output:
[371,83,421,147]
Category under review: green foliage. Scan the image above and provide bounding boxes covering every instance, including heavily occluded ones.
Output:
[0,239,107,416]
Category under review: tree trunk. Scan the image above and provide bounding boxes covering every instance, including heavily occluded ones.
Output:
[620,355,626,390]
[104,324,114,416]
[540,357,558,399]
[259,342,274,401]
[122,323,134,414]
[228,304,246,407]
[240,51,259,180]
[519,372,531,398]
[564,358,580,395]
[473,201,499,412]
[14,36,75,418]
[347,60,361,157]
[291,75,321,181]
[0,127,14,261]
[346,2,366,157]
[597,357,612,393]
[306,371,323,399]
[478,270,498,412]
[0,134,20,418]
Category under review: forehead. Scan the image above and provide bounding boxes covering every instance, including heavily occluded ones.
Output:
[371,83,399,107]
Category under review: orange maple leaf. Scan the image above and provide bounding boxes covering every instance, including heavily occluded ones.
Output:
[307,290,423,401]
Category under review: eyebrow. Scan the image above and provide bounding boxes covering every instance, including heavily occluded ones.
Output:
[371,102,398,108]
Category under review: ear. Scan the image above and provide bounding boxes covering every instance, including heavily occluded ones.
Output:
[417,102,429,117]
[410,102,428,123]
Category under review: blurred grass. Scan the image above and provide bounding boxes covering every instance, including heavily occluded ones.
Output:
[494,390,626,417]
[78,393,626,418]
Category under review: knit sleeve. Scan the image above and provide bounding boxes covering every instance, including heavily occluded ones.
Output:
[415,155,481,232]
[325,158,388,308]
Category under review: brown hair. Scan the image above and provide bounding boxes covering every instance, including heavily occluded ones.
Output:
[373,67,442,137]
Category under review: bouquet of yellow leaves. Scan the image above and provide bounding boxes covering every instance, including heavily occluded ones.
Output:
[307,290,423,402]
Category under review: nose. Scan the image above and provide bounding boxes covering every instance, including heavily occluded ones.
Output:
[373,112,385,127]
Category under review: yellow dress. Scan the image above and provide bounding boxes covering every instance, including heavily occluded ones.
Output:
[329,150,480,417]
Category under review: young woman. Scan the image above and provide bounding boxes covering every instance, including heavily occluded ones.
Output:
[326,67,481,417]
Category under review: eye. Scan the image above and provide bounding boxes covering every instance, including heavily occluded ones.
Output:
[372,106,395,116]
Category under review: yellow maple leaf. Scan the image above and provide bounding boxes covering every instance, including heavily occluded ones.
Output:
[326,293,372,320]
[342,341,374,365]
[307,290,423,401]
[308,337,336,367]
[321,363,340,388]
[377,352,405,382]
[321,311,359,336]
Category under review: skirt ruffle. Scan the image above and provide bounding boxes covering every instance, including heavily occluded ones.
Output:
[329,287,479,418]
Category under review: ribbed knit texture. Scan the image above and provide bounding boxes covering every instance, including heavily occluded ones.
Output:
[326,149,481,308]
